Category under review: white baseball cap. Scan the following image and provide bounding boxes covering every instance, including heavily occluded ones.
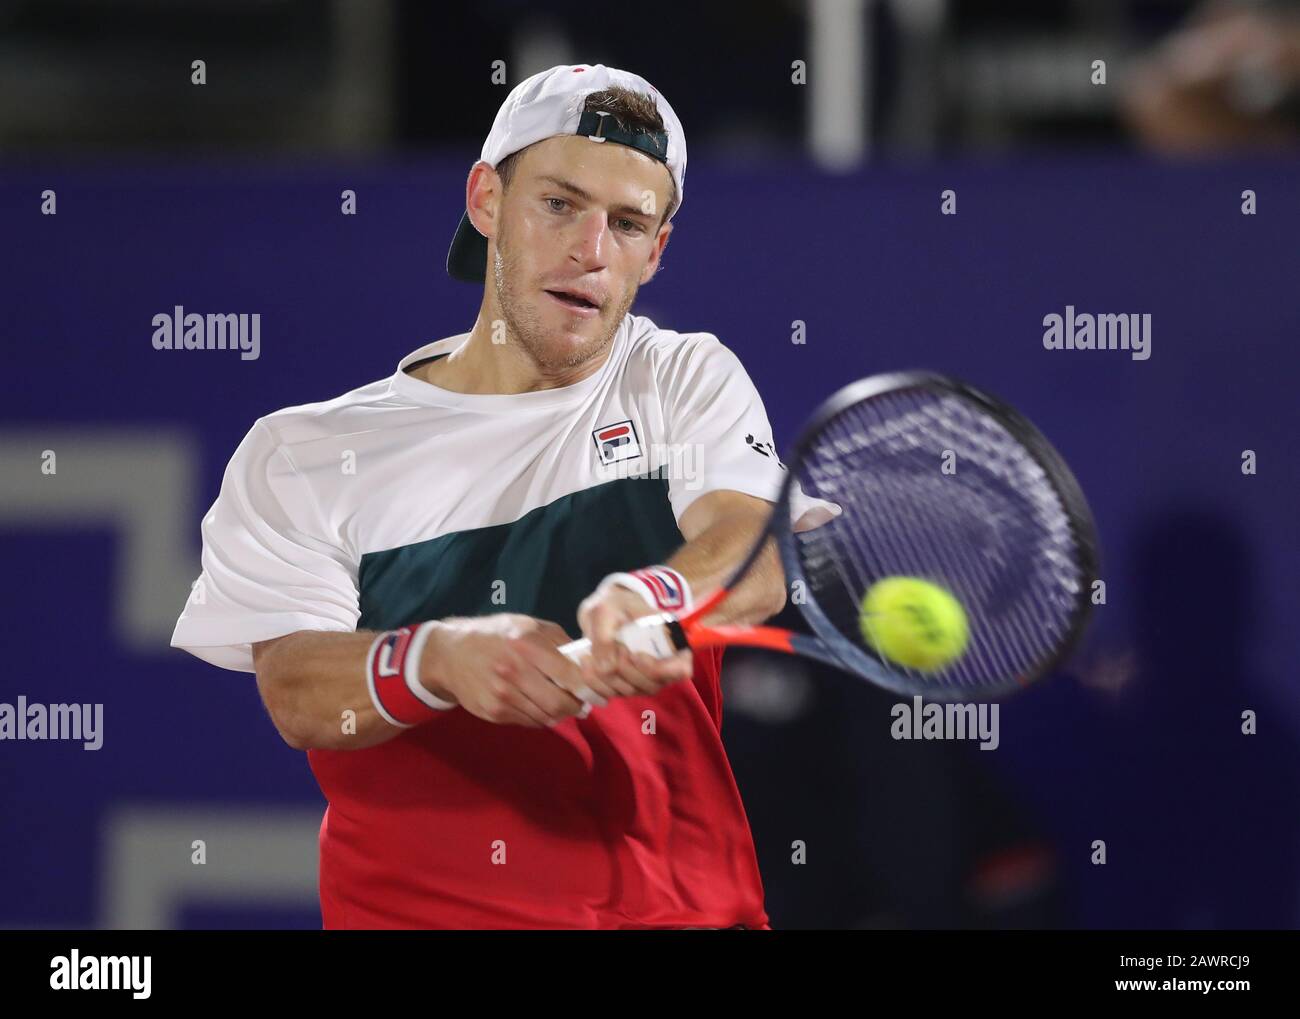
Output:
[446,63,688,283]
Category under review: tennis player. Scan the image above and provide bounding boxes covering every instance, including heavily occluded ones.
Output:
[171,63,836,929]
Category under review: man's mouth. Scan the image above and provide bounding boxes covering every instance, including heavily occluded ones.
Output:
[544,288,601,313]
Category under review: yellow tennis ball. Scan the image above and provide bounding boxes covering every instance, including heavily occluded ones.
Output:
[859,576,969,672]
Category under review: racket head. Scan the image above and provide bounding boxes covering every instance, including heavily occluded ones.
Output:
[771,371,1100,701]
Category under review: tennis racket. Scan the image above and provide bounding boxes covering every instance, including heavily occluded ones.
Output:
[558,371,1099,704]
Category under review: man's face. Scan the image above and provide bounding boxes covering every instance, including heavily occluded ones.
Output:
[481,135,674,375]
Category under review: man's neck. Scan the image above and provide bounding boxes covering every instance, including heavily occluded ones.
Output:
[412,313,612,395]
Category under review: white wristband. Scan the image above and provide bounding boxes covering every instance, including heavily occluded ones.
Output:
[595,565,693,614]
[405,621,458,712]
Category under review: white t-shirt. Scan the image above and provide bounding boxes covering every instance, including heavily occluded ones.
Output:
[171,313,838,672]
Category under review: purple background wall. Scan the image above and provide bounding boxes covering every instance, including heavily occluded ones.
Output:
[1,152,1296,928]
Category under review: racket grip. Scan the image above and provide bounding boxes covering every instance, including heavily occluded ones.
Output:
[557,613,680,717]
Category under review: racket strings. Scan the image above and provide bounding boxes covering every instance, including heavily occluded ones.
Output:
[809,403,1075,687]
[820,421,1070,688]
[793,388,1088,694]
[813,443,1045,688]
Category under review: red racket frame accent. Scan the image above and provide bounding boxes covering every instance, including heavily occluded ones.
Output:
[681,623,798,654]
[673,586,798,654]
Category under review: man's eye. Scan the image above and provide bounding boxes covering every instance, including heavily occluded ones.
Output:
[617,219,644,234]
[546,198,567,212]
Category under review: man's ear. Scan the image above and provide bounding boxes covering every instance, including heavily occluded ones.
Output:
[640,221,673,285]
[465,161,501,240]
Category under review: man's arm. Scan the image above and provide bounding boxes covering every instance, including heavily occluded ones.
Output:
[575,489,785,700]
[253,630,405,752]
[252,614,590,751]
[252,492,784,748]
[669,488,787,625]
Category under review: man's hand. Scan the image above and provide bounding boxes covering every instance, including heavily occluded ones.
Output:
[575,583,694,702]
[420,614,589,728]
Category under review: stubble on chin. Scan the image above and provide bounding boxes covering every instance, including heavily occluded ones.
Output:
[492,245,636,375]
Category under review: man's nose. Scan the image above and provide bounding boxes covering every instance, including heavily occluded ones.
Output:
[569,212,609,272]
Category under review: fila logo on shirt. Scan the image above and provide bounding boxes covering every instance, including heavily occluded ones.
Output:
[592,419,642,465]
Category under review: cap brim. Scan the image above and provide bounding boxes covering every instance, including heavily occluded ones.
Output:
[446,210,488,283]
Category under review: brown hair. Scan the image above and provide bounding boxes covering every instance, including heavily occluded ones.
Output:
[494,86,678,226]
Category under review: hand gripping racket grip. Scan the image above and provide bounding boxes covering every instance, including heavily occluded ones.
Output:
[556,612,683,718]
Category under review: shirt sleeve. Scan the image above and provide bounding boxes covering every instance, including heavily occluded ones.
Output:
[170,419,360,673]
[661,333,841,532]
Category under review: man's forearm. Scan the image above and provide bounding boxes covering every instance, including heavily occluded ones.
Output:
[664,512,786,627]
[253,629,454,752]
[255,513,785,749]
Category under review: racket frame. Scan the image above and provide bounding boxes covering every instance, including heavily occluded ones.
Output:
[567,371,1101,703]
[766,370,1100,700]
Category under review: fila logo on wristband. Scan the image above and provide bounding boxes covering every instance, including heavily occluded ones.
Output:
[605,565,691,613]
[366,622,455,728]
[632,566,690,611]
